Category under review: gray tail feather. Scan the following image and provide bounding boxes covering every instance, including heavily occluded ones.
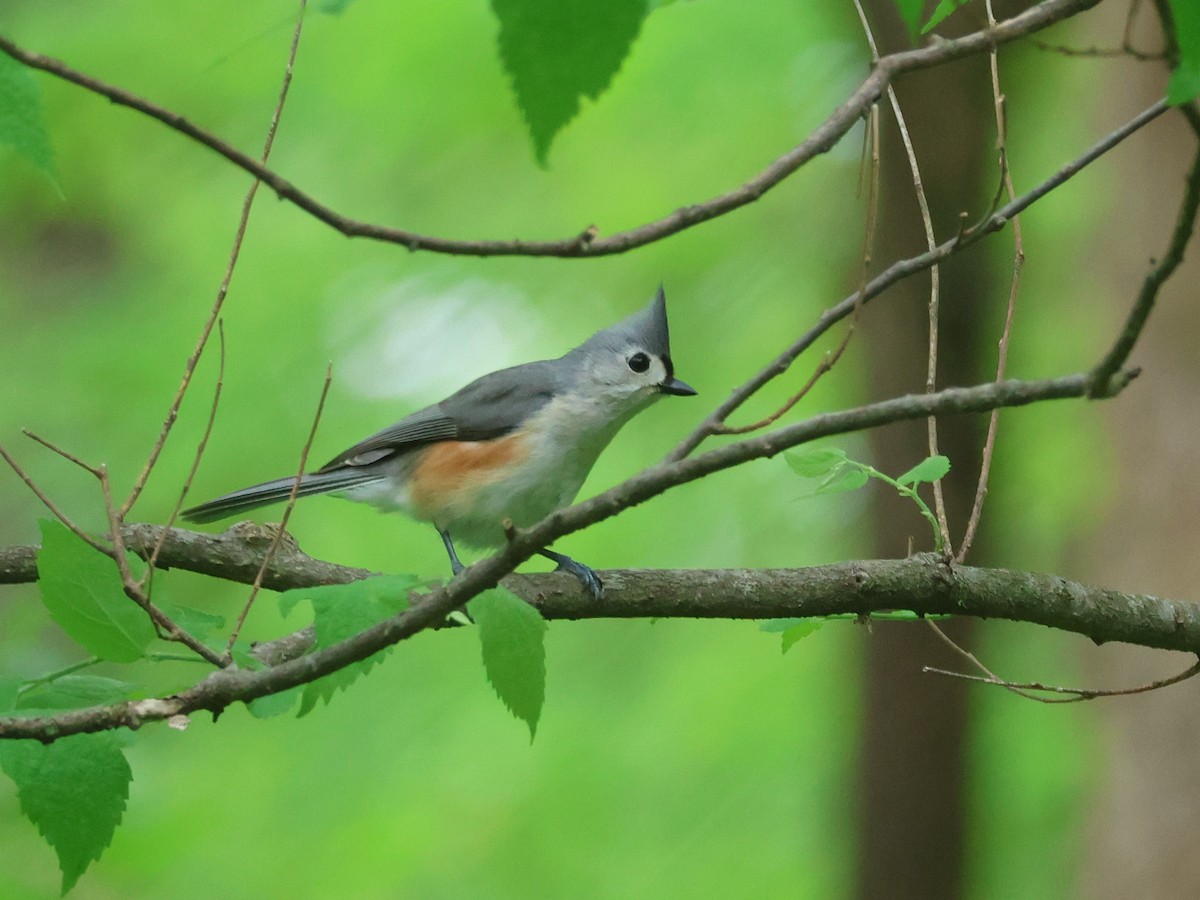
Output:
[182,469,382,524]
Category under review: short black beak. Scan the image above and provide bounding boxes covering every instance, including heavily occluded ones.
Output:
[660,376,697,397]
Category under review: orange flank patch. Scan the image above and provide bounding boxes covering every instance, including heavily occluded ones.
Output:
[409,434,530,520]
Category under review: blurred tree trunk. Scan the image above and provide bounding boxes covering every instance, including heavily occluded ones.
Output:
[855,2,1012,897]
[1074,5,1200,898]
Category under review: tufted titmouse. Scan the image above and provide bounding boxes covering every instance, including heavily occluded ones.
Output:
[183,287,695,598]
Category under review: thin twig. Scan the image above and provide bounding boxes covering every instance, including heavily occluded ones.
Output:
[98,467,229,667]
[227,365,333,652]
[925,619,1051,702]
[714,102,881,436]
[1090,142,1200,396]
[0,444,112,556]
[145,320,227,587]
[958,0,1026,563]
[119,0,308,518]
[853,0,952,553]
[923,656,1200,702]
[1029,38,1165,60]
[666,99,1169,463]
[0,0,1103,260]
[21,430,103,478]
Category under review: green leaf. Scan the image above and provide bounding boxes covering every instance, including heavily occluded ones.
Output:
[247,689,300,719]
[0,732,131,894]
[156,602,225,642]
[785,447,847,478]
[897,455,951,487]
[892,0,926,42]
[491,0,649,165]
[922,0,971,34]
[17,676,135,711]
[780,620,823,654]
[0,51,59,188]
[759,618,824,654]
[1168,0,1200,104]
[37,520,156,663]
[467,587,547,740]
[277,574,416,716]
[314,0,358,13]
[815,467,869,495]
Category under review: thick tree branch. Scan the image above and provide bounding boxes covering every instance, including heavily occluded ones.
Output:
[4,553,1200,742]
[0,0,1101,258]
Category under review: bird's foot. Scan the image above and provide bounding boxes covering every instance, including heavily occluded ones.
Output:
[538,549,603,601]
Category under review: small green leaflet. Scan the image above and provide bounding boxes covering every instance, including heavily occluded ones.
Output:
[784,447,868,496]
[785,446,846,477]
[759,617,824,654]
[468,587,547,740]
[491,0,649,165]
[0,50,59,188]
[897,455,951,487]
[37,520,156,664]
[277,574,416,717]
[892,0,926,43]
[922,0,971,34]
[0,732,132,894]
[1168,0,1200,104]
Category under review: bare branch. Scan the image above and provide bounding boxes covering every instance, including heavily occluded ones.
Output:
[1089,141,1200,396]
[0,0,1102,259]
[120,1,308,517]
[667,98,1169,463]
[924,657,1200,701]
[227,364,333,651]
[0,444,112,556]
[958,0,1027,562]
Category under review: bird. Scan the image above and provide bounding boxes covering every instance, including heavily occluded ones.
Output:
[182,287,696,599]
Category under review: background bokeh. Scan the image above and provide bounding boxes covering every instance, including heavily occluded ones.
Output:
[2,1,1197,897]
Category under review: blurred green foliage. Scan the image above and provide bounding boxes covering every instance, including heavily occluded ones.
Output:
[0,0,1118,896]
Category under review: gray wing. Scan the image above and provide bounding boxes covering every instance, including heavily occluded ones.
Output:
[316,359,559,472]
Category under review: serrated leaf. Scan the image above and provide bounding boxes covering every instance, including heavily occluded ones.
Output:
[17,675,135,711]
[922,0,971,34]
[491,0,648,165]
[892,0,926,43]
[815,467,869,495]
[277,574,415,716]
[897,455,951,487]
[785,447,848,478]
[1168,0,1200,104]
[0,732,131,894]
[468,588,547,740]
[0,51,59,188]
[37,520,156,664]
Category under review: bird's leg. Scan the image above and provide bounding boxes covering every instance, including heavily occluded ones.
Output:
[538,549,603,601]
[438,527,465,576]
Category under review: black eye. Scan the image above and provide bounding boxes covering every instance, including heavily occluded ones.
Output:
[628,352,651,373]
